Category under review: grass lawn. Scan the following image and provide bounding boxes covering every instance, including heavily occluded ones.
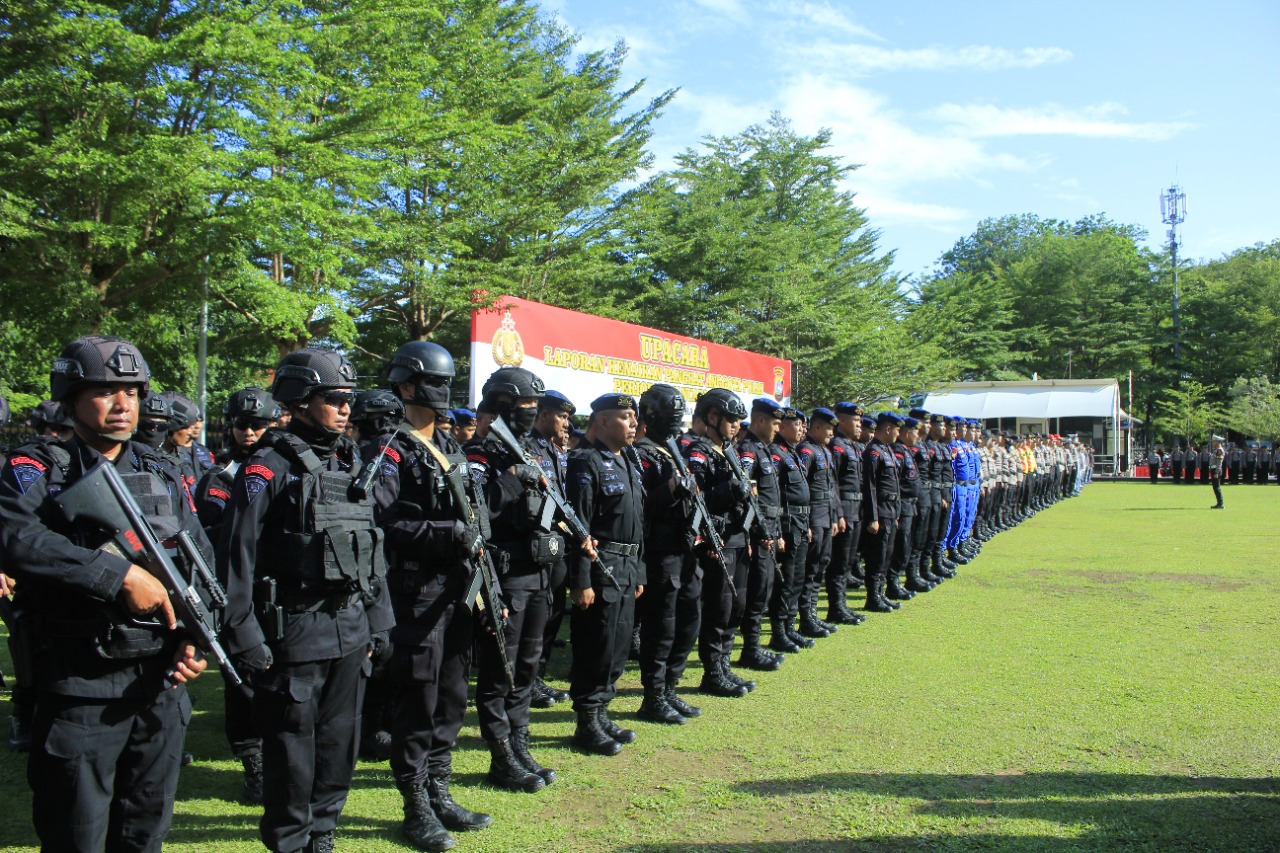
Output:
[2,479,1278,851]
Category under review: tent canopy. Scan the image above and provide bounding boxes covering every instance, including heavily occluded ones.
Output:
[922,379,1120,420]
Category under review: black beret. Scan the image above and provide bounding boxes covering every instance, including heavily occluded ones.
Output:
[752,397,786,419]
[834,401,862,416]
[590,393,636,413]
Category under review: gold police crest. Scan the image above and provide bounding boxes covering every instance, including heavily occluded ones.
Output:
[491,308,524,367]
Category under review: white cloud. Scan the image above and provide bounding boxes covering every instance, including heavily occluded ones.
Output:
[769,1,882,40]
[804,42,1073,74]
[691,0,751,25]
[929,102,1193,140]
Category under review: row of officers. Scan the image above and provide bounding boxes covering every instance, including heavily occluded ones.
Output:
[0,335,1085,853]
[1145,444,1277,485]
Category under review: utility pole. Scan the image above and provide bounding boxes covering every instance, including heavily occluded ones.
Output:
[1160,185,1187,362]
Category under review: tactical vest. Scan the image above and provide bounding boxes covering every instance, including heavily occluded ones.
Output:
[259,432,385,596]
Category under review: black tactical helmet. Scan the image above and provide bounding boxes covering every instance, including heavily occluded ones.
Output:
[272,348,358,404]
[351,389,405,433]
[139,392,175,425]
[50,335,150,402]
[481,367,545,403]
[638,384,687,435]
[29,400,75,430]
[224,387,281,421]
[386,341,455,385]
[159,391,201,430]
[695,388,747,422]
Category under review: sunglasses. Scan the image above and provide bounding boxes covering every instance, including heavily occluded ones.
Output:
[318,391,355,408]
[233,417,272,431]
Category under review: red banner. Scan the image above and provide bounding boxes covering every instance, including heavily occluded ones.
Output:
[469,296,791,413]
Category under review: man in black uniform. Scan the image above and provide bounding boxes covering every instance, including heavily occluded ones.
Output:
[827,402,866,623]
[529,390,575,709]
[465,367,561,792]
[218,348,394,853]
[0,335,210,852]
[161,391,213,490]
[735,398,786,670]
[27,399,75,441]
[796,408,842,637]
[633,384,703,723]
[566,394,646,754]
[911,411,945,587]
[862,412,903,613]
[768,408,813,654]
[373,341,494,851]
[195,386,280,802]
[683,389,755,698]
[929,415,958,579]
[892,416,931,595]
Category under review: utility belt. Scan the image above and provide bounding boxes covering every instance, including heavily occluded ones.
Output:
[902,496,918,504]
[840,490,861,501]
[277,586,363,615]
[810,489,831,500]
[253,577,362,641]
[26,610,170,663]
[759,504,783,519]
[784,505,811,522]
[492,532,564,568]
[597,539,641,557]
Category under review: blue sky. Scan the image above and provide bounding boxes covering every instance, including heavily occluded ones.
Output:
[542,0,1279,279]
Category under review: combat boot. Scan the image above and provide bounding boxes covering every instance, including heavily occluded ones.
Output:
[864,573,895,612]
[6,716,31,753]
[737,633,783,671]
[486,737,545,793]
[768,617,801,653]
[720,657,757,692]
[638,689,687,724]
[241,753,264,805]
[399,783,455,852]
[826,580,864,625]
[529,677,557,709]
[427,773,492,832]
[509,726,557,785]
[598,705,637,744]
[665,684,702,718]
[885,571,914,601]
[905,554,933,593]
[699,659,748,697]
[947,547,970,566]
[784,620,815,649]
[307,830,335,853]
[798,608,830,638]
[573,708,622,756]
[918,552,942,586]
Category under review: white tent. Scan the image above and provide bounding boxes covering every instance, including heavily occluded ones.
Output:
[922,379,1119,420]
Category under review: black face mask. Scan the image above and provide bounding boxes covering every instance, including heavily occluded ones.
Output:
[646,417,682,441]
[134,421,168,449]
[507,405,538,437]
[412,377,451,409]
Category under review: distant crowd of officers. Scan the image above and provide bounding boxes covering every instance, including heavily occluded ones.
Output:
[1144,443,1275,486]
[0,335,1091,853]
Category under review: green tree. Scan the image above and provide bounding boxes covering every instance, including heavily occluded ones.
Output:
[1155,379,1212,445]
[1226,376,1280,441]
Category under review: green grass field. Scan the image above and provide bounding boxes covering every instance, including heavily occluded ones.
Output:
[3,480,1279,852]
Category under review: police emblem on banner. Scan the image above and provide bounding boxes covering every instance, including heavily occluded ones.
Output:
[491,308,525,367]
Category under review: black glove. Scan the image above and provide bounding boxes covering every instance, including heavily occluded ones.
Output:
[232,643,273,675]
[671,474,696,499]
[728,476,750,502]
[511,464,544,487]
[452,520,485,560]
[369,631,393,667]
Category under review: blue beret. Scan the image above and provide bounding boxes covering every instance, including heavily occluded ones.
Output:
[539,389,576,414]
[810,407,837,425]
[452,407,476,425]
[437,409,455,424]
[590,393,636,413]
[967,419,981,427]
[753,397,786,418]
[834,401,862,416]
[860,416,876,429]
[903,416,921,428]
[950,415,965,424]
[792,408,808,423]
[876,411,903,426]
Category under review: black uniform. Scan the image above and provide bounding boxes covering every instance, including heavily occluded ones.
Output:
[861,438,901,606]
[465,432,559,743]
[913,438,940,579]
[0,437,211,853]
[218,424,393,853]
[796,438,841,619]
[828,429,864,590]
[529,426,571,681]
[634,437,702,697]
[933,437,955,558]
[683,434,749,670]
[735,428,783,651]
[890,441,921,589]
[566,439,646,709]
[768,436,810,628]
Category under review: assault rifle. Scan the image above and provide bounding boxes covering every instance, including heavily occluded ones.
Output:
[488,416,621,591]
[441,451,514,689]
[53,459,241,687]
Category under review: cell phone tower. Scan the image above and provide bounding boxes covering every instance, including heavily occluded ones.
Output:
[1161,185,1187,360]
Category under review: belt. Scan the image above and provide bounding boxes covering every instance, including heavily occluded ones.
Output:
[902,496,918,504]
[785,505,811,519]
[598,540,641,557]
[809,489,831,499]
[840,490,861,501]
[279,589,362,615]
[759,504,783,519]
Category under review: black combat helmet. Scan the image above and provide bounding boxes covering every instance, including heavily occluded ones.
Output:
[272,348,357,404]
[351,389,405,436]
[386,341,455,385]
[481,367,545,403]
[29,400,74,431]
[50,335,150,402]
[694,388,747,422]
[224,387,281,421]
[638,383,687,439]
[135,392,175,449]
[159,391,201,431]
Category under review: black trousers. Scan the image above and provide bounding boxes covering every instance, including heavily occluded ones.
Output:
[741,539,777,642]
[390,601,473,786]
[914,497,935,554]
[639,549,701,691]
[771,514,809,621]
[570,567,638,709]
[830,498,863,581]
[29,687,191,853]
[254,650,368,853]
[538,557,569,671]
[224,668,261,759]
[892,512,916,573]
[476,584,550,741]
[861,516,898,591]
[698,544,748,664]
[800,525,832,611]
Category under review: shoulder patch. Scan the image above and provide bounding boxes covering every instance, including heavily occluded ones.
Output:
[383,446,402,464]
[9,455,47,493]
[243,463,274,503]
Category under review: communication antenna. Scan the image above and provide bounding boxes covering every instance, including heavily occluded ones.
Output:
[1160,185,1187,361]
